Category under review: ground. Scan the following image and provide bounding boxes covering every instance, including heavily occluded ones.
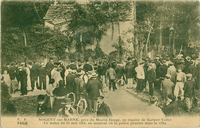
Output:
[7,83,200,117]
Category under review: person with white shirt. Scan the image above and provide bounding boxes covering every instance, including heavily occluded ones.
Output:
[174,67,186,101]
[135,60,145,93]
[51,63,63,87]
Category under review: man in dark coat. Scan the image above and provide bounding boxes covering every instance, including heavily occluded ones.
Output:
[65,70,76,93]
[52,80,68,115]
[38,63,47,90]
[101,61,109,84]
[115,63,124,80]
[30,62,39,91]
[45,58,54,83]
[97,96,112,117]
[106,64,117,91]
[154,56,161,78]
[74,69,85,104]
[115,63,124,86]
[183,74,195,112]
[60,62,66,80]
[18,65,27,95]
[87,72,102,112]
[158,60,168,78]
[163,94,180,117]
[161,74,174,104]
[125,60,135,87]
[147,63,156,96]
[7,63,18,93]
[188,61,197,81]
[36,95,48,116]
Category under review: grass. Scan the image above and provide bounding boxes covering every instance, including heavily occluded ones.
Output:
[10,96,38,116]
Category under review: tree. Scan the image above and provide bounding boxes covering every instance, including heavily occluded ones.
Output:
[108,1,132,61]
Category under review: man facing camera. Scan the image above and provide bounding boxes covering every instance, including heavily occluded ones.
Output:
[57,98,76,117]
[96,96,112,117]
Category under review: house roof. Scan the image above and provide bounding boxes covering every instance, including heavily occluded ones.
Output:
[43,4,74,20]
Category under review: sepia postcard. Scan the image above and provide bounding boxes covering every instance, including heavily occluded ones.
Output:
[1,0,200,127]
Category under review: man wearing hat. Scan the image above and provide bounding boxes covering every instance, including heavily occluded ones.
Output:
[69,60,77,70]
[163,94,180,117]
[125,58,135,87]
[36,94,48,116]
[106,64,117,91]
[147,63,156,96]
[57,98,76,117]
[74,68,85,104]
[183,74,196,112]
[7,63,18,93]
[154,56,162,78]
[30,61,39,91]
[158,60,168,79]
[38,63,47,90]
[45,57,54,84]
[18,64,28,95]
[135,60,145,93]
[174,66,186,101]
[83,59,93,73]
[161,74,174,104]
[86,72,102,113]
[52,80,68,115]
[167,62,176,83]
[65,69,76,93]
[187,61,197,81]
[96,96,112,117]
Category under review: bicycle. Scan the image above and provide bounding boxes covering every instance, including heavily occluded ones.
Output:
[76,93,87,117]
[55,92,87,117]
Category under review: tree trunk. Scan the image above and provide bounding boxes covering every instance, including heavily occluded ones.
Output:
[118,20,123,62]
[146,25,153,55]
[159,22,163,55]
[135,37,139,60]
[139,43,143,61]
[23,31,27,47]
[173,31,176,55]
[111,20,114,40]
[132,1,137,59]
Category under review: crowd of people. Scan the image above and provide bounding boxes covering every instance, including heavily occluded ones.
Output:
[1,53,200,116]
[121,54,200,116]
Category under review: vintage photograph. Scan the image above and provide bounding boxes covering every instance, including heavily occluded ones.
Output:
[1,0,200,127]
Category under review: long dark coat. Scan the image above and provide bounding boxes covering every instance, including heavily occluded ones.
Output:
[19,69,27,95]
[87,78,102,100]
